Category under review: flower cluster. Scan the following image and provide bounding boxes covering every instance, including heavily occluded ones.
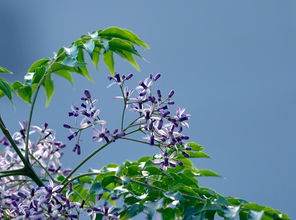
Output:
[0,122,122,219]
[110,73,191,170]
[0,122,79,218]
[0,121,70,180]
[64,73,191,170]
[64,89,126,155]
[0,180,79,219]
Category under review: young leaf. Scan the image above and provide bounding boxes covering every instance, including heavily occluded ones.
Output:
[0,66,12,74]
[24,72,35,85]
[62,56,85,68]
[103,50,114,75]
[83,40,95,56]
[64,45,79,58]
[0,79,12,100]
[43,74,54,106]
[248,211,264,220]
[222,206,240,219]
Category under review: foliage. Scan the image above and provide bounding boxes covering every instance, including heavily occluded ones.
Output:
[0,26,148,105]
[62,153,290,220]
[0,26,291,219]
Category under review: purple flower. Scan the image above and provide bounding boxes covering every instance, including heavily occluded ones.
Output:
[168,90,175,98]
[73,144,81,155]
[170,108,191,128]
[152,150,183,171]
[90,202,120,219]
[92,127,112,143]
[107,73,133,88]
[84,90,91,99]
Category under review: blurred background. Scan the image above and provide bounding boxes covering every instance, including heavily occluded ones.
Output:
[0,0,295,218]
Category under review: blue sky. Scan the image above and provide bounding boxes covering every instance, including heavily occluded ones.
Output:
[0,0,295,218]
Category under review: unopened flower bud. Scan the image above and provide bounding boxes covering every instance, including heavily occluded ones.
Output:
[168,90,175,98]
[84,90,91,99]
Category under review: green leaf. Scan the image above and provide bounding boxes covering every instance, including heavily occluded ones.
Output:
[188,151,211,159]
[32,66,46,84]
[27,58,50,73]
[186,142,204,151]
[48,63,86,79]
[78,176,93,183]
[101,176,121,188]
[48,63,74,73]
[145,200,164,220]
[114,49,141,71]
[95,213,104,220]
[123,204,144,219]
[0,66,12,74]
[89,182,103,193]
[178,173,199,187]
[53,70,73,84]
[127,165,141,176]
[11,81,23,90]
[17,86,33,104]
[43,74,54,106]
[62,56,86,68]
[99,26,150,49]
[195,169,220,177]
[91,46,101,70]
[103,50,114,75]
[174,185,199,196]
[57,175,65,182]
[124,196,141,205]
[144,166,162,175]
[160,208,175,220]
[109,38,140,56]
[77,48,93,82]
[249,211,264,220]
[0,79,12,100]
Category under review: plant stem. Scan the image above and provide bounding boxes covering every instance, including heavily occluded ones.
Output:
[0,115,44,186]
[122,116,142,132]
[61,172,100,191]
[0,116,28,165]
[119,136,160,147]
[25,84,42,160]
[0,170,26,179]
[61,142,112,185]
[124,128,141,136]
[120,85,126,130]
[29,152,55,182]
